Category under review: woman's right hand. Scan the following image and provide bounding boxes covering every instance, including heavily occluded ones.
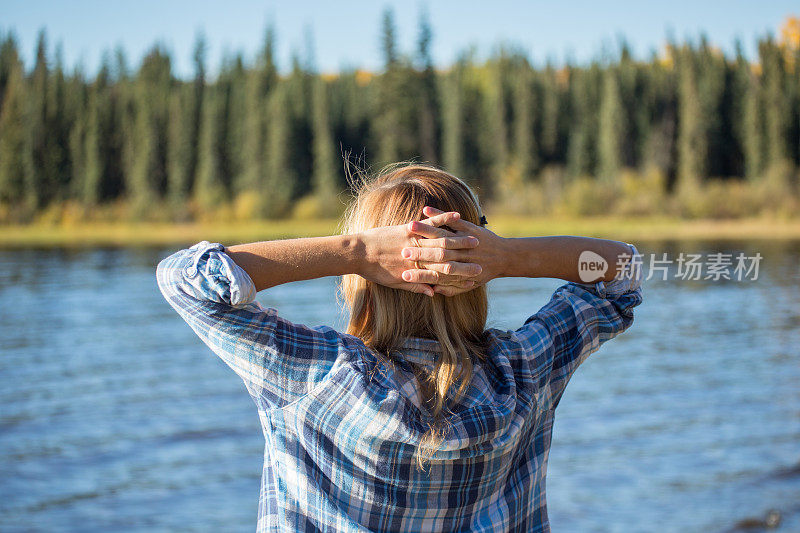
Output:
[359,209,483,297]
[401,206,509,296]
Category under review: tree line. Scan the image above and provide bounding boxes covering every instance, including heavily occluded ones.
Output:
[0,11,799,222]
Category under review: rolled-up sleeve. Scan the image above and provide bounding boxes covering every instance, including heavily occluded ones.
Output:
[514,243,643,405]
[155,241,347,408]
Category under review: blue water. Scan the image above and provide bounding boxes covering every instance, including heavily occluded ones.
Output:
[0,241,798,532]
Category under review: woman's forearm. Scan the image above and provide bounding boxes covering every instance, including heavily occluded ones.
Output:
[224,235,363,292]
[223,211,482,296]
[501,236,634,283]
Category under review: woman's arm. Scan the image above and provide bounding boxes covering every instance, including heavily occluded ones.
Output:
[225,209,483,296]
[224,234,362,291]
[499,235,634,283]
[401,206,637,291]
[403,206,643,408]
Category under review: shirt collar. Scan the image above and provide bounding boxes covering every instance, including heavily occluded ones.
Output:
[390,337,442,366]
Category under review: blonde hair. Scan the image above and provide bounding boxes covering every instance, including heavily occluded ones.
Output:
[338,162,489,471]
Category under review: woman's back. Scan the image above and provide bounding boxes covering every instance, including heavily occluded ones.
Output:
[157,238,642,532]
[259,331,550,532]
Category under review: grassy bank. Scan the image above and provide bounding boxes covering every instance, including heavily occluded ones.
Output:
[1,216,799,248]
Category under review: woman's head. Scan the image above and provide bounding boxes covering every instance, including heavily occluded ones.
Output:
[338,162,489,470]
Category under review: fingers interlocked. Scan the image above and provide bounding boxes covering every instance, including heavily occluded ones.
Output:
[401,209,482,292]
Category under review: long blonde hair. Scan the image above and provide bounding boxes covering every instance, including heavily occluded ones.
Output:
[338,162,489,471]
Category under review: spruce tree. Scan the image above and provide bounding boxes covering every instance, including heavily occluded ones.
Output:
[539,63,560,162]
[0,33,22,111]
[416,10,439,163]
[742,71,765,180]
[167,85,192,213]
[69,79,88,204]
[486,54,509,180]
[79,61,112,206]
[262,82,295,217]
[512,61,537,181]
[375,7,401,164]
[49,46,72,201]
[24,30,50,210]
[760,38,790,169]
[676,47,706,190]
[239,26,277,196]
[598,68,624,182]
[0,62,26,208]
[194,84,227,212]
[567,64,601,178]
[128,46,172,216]
[440,63,464,176]
[311,77,340,216]
[696,38,726,178]
[185,32,206,201]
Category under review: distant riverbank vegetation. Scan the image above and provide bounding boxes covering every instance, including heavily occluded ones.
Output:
[1,11,800,226]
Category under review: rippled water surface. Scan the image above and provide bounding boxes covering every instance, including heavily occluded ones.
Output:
[1,240,798,532]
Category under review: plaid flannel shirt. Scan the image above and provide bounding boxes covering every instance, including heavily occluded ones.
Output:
[156,240,643,532]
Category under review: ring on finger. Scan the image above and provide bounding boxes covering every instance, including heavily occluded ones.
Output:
[411,236,422,270]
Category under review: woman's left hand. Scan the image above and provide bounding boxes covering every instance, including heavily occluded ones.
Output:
[358,210,484,297]
[401,206,508,296]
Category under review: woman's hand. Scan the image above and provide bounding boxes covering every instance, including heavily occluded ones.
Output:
[401,206,509,296]
[357,210,484,297]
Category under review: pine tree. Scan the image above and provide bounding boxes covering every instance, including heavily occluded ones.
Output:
[696,37,727,178]
[639,53,678,180]
[567,64,601,178]
[375,7,401,164]
[616,42,640,167]
[223,54,247,194]
[742,70,765,180]
[212,56,237,197]
[416,10,439,164]
[262,82,295,217]
[598,68,624,182]
[0,62,26,208]
[69,77,89,204]
[727,41,751,178]
[329,68,371,164]
[459,55,495,194]
[78,60,113,207]
[538,63,561,162]
[676,47,706,190]
[49,46,72,201]
[115,46,137,204]
[24,30,50,210]
[285,55,314,198]
[0,33,22,111]
[311,77,340,216]
[82,86,100,205]
[167,84,192,213]
[194,84,227,212]
[128,45,172,216]
[440,62,464,175]
[511,60,537,181]
[760,38,790,169]
[486,54,510,180]
[185,32,206,201]
[239,25,277,196]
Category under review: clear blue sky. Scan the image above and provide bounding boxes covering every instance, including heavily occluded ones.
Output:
[2,0,797,78]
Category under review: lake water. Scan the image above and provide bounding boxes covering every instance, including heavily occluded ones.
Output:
[0,240,798,532]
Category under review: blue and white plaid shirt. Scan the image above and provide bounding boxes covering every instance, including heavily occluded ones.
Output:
[156,240,643,532]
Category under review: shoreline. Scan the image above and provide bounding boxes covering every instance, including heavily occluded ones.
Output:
[0,216,798,248]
